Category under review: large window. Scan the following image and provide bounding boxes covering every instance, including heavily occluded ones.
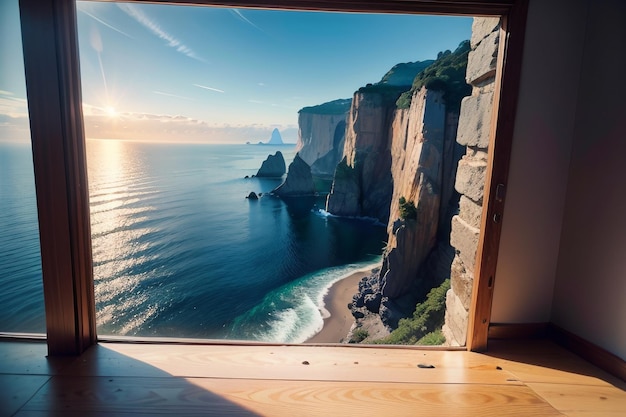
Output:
[0,0,45,334]
[17,0,523,355]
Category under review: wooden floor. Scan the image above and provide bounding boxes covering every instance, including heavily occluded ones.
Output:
[0,339,624,416]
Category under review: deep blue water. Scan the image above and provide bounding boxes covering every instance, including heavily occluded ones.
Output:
[0,140,385,342]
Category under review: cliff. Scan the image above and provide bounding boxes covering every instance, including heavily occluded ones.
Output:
[325,88,403,222]
[296,99,350,177]
[342,42,470,336]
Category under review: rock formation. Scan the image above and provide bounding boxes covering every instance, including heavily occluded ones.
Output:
[256,151,286,178]
[296,99,351,177]
[272,154,315,197]
[267,128,284,145]
[325,89,401,222]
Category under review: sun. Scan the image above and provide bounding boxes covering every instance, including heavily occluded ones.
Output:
[104,106,118,118]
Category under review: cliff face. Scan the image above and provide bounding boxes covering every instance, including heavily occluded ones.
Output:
[325,91,397,222]
[348,86,464,331]
[296,112,348,176]
[381,89,446,298]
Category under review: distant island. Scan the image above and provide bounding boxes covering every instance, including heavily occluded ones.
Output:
[246,128,288,145]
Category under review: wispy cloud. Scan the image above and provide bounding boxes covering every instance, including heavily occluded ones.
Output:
[80,109,297,143]
[153,91,195,101]
[78,7,133,39]
[117,4,205,62]
[194,84,225,94]
[230,9,265,34]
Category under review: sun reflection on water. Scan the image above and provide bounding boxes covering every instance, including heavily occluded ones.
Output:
[87,139,161,334]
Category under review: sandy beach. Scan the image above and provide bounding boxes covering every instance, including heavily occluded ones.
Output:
[305,271,368,343]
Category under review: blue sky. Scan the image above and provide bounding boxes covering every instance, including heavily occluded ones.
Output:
[0,0,472,143]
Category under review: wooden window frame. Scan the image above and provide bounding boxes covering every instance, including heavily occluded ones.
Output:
[18,0,527,356]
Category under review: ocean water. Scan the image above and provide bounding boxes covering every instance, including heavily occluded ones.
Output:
[0,140,385,342]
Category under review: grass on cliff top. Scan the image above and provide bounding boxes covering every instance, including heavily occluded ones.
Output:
[373,279,450,345]
[299,98,352,115]
[378,60,435,87]
[396,40,471,111]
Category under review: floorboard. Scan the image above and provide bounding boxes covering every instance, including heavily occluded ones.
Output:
[18,376,564,417]
[1,339,624,417]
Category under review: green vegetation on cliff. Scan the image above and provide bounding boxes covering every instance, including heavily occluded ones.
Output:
[396,40,471,111]
[355,60,436,104]
[398,197,417,220]
[378,60,435,86]
[374,279,450,345]
[299,98,352,115]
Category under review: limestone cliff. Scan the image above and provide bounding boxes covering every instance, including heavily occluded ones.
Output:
[296,99,350,177]
[347,86,464,331]
[345,42,471,336]
[325,88,404,222]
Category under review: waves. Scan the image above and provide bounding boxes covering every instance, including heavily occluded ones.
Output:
[228,259,380,343]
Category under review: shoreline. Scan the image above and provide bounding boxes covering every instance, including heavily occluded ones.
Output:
[305,271,368,343]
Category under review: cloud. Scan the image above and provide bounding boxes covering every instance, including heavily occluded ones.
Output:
[117,4,205,62]
[81,109,297,143]
[230,9,265,33]
[0,94,28,118]
[193,84,225,94]
[153,91,195,101]
[77,7,133,39]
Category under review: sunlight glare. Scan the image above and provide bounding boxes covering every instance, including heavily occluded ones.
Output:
[105,106,118,118]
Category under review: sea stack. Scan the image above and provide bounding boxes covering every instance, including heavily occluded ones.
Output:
[256,151,286,177]
[267,128,284,145]
[273,154,315,197]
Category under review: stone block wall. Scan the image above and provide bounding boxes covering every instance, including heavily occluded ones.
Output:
[442,17,500,346]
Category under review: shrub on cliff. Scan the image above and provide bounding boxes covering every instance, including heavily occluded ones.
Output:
[398,197,417,220]
[396,40,471,111]
[373,279,450,345]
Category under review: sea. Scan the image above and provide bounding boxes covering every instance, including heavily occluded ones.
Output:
[0,140,386,342]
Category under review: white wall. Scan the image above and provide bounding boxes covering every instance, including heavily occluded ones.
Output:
[491,0,587,322]
[551,0,626,360]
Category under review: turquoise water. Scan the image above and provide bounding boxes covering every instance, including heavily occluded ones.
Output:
[0,140,385,342]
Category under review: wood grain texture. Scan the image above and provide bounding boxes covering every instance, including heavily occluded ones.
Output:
[19,0,96,357]
[20,376,564,417]
[526,382,626,416]
[65,343,523,385]
[0,341,73,375]
[0,374,50,417]
[4,340,626,416]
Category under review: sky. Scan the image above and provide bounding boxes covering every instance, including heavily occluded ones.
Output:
[0,0,472,143]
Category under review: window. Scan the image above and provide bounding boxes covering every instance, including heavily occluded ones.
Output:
[17,0,525,355]
[0,0,45,334]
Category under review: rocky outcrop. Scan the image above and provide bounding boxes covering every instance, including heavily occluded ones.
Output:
[272,154,315,197]
[267,128,283,145]
[325,90,399,222]
[297,99,350,176]
[442,17,500,347]
[256,151,286,177]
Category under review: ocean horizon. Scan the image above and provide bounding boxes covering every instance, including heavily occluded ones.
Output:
[0,139,386,342]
